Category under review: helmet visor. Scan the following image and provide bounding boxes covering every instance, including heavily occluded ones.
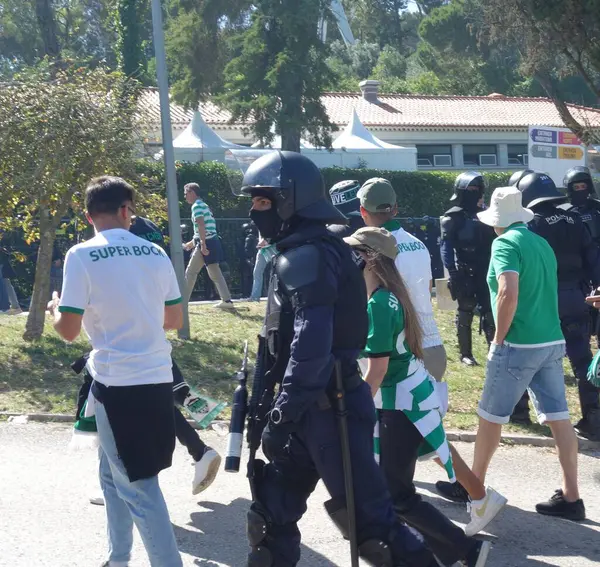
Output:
[224,149,278,196]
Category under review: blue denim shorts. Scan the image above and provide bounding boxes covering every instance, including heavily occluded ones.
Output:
[478,342,569,424]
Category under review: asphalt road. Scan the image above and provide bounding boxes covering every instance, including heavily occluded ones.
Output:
[0,423,598,567]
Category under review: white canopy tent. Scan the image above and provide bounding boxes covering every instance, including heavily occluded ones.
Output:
[251,125,314,149]
[304,110,417,171]
[156,111,245,163]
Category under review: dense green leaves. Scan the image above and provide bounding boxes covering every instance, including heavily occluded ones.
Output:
[0,64,165,338]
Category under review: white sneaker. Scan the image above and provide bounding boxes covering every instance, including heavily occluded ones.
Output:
[90,491,105,506]
[214,300,235,310]
[465,487,507,536]
[192,448,221,495]
[100,561,128,567]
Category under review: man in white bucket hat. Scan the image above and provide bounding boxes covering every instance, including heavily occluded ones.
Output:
[471,186,585,521]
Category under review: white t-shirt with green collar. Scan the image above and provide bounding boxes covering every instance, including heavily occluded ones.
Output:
[59,228,182,386]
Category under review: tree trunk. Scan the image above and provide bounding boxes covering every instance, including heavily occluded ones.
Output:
[35,0,61,59]
[536,72,599,145]
[281,129,302,153]
[23,221,57,341]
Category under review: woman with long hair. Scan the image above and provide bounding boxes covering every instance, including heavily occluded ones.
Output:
[344,227,491,567]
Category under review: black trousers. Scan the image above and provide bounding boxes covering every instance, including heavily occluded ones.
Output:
[378,409,476,566]
[172,359,206,462]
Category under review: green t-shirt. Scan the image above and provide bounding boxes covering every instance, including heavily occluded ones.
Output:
[362,288,435,411]
[191,199,217,239]
[487,223,564,347]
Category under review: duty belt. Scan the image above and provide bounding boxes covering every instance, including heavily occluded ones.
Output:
[316,372,364,410]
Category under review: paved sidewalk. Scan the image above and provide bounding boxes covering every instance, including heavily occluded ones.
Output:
[0,423,598,566]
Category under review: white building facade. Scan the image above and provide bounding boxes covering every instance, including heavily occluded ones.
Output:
[137,81,600,172]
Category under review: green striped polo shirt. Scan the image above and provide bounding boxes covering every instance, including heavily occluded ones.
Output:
[191,199,217,239]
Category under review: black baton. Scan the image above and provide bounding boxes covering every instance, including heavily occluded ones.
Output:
[334,360,359,567]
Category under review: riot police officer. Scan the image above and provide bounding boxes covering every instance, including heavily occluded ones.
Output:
[515,172,600,440]
[440,172,496,366]
[328,179,365,238]
[241,151,436,567]
[562,167,600,243]
[561,166,600,349]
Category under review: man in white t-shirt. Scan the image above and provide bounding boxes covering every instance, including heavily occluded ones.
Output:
[357,178,446,380]
[47,176,183,567]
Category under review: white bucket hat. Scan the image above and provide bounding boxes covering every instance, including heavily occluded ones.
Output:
[477,186,534,228]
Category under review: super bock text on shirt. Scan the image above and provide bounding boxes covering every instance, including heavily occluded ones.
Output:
[59,229,182,387]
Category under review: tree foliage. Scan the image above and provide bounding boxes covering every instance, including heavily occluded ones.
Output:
[475,0,600,143]
[216,0,337,151]
[0,64,165,339]
[114,0,152,82]
[0,0,119,78]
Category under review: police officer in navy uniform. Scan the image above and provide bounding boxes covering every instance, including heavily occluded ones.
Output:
[327,179,365,238]
[242,151,436,567]
[514,172,600,440]
[440,172,496,366]
[561,166,600,347]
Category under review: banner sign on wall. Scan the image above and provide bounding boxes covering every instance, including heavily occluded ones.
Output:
[528,126,587,187]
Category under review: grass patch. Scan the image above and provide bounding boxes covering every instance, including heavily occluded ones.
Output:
[0,302,583,435]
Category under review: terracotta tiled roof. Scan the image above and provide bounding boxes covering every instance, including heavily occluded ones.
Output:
[137,87,235,128]
[138,87,600,131]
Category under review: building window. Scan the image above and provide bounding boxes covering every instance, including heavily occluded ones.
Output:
[417,145,453,168]
[463,144,498,167]
[508,144,529,167]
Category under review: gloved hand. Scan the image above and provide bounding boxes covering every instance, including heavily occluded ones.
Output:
[261,408,296,461]
[447,270,461,301]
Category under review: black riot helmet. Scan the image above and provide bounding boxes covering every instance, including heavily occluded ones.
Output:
[450,171,485,210]
[329,179,361,217]
[241,151,346,224]
[564,166,596,203]
[509,169,534,187]
[515,172,566,208]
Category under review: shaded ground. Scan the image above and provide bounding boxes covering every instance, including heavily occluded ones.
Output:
[0,423,598,567]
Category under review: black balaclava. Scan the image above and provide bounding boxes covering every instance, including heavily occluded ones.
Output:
[461,191,481,213]
[571,188,590,207]
[249,206,282,241]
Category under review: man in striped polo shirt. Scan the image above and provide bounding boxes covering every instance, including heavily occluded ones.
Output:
[183,183,233,309]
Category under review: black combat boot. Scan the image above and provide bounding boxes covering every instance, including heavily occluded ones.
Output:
[509,391,532,425]
[457,310,477,366]
[574,407,600,441]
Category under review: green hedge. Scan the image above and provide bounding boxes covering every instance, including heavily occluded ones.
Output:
[136,159,513,219]
[321,168,513,217]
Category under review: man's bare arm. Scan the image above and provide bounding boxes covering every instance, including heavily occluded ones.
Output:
[494,272,519,344]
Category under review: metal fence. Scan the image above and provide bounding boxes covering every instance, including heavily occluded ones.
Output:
[2,217,444,304]
[182,216,444,301]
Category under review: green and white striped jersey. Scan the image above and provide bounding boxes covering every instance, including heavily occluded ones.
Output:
[360,288,455,482]
[191,199,217,239]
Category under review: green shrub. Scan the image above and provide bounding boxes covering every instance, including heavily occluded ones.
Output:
[136,159,513,219]
[321,168,512,217]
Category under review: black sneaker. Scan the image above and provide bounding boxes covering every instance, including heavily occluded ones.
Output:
[435,480,469,503]
[461,540,491,567]
[461,356,479,367]
[536,489,586,521]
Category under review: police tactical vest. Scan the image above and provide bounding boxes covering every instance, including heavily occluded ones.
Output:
[262,233,367,383]
[442,209,494,270]
[573,202,600,243]
[530,211,584,284]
